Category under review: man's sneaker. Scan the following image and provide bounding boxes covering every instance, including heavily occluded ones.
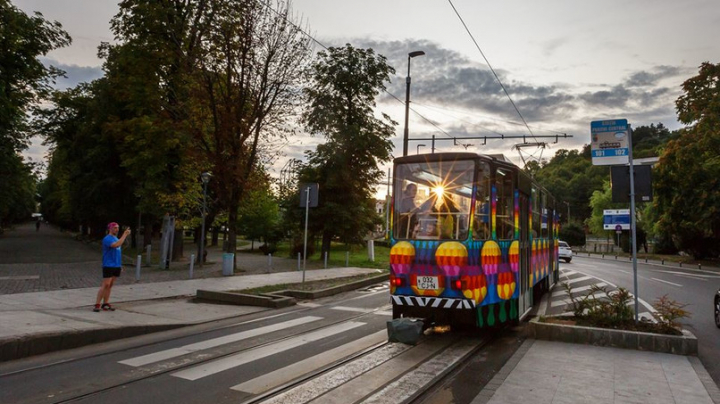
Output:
[101,303,116,311]
[93,304,101,312]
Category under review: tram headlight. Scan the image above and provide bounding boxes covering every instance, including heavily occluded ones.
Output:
[433,186,445,198]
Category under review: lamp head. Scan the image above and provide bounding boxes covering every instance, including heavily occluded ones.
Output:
[409,50,425,58]
[201,172,212,184]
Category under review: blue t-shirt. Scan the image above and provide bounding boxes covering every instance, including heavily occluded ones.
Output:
[102,234,122,268]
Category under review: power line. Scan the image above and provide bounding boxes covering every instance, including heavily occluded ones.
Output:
[446,0,538,145]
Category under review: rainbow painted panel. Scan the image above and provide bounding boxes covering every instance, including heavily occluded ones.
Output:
[389,238,520,307]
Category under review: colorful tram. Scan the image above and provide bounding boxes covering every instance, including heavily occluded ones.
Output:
[389,152,560,328]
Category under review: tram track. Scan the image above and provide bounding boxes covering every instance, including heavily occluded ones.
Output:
[29,306,392,404]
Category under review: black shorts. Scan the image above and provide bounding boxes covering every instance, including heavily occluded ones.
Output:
[102,267,122,278]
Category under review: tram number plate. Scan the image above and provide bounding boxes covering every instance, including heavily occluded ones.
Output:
[417,276,439,290]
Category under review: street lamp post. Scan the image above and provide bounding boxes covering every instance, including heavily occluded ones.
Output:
[199,172,212,266]
[563,201,570,223]
[403,50,425,157]
[417,144,426,155]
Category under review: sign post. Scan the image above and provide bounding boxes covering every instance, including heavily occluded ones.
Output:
[592,119,639,323]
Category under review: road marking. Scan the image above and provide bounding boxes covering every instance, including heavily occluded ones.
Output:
[658,270,719,279]
[119,316,323,367]
[674,274,709,281]
[331,306,371,313]
[0,276,40,281]
[297,302,322,308]
[551,292,609,308]
[562,275,591,285]
[618,270,630,274]
[552,282,606,297]
[172,321,365,381]
[230,330,387,394]
[650,278,683,287]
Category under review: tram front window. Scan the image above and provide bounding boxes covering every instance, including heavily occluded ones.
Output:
[394,160,474,240]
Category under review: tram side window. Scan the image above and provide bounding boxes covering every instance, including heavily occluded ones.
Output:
[473,162,491,240]
[496,168,515,239]
[541,193,548,238]
[531,186,541,237]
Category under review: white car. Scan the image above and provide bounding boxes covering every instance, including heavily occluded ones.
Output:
[558,241,572,263]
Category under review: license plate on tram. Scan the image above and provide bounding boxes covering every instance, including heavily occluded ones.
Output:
[417,276,439,290]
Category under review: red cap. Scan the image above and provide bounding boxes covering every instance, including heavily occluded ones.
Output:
[107,222,119,230]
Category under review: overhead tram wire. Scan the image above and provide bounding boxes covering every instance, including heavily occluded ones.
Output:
[256,0,458,146]
[446,0,538,145]
[412,101,570,138]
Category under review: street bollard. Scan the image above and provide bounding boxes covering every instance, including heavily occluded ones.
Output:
[615,255,618,260]
[699,264,702,270]
[680,262,683,267]
[602,254,604,259]
[324,252,328,269]
[189,254,194,279]
[645,257,648,263]
[146,244,152,265]
[298,252,301,271]
[268,254,272,273]
[661,259,664,265]
[136,255,141,281]
[346,251,349,267]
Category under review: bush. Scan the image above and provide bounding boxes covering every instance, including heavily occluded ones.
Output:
[559,222,585,247]
[653,295,691,333]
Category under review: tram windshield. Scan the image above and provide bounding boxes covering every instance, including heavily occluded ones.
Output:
[394,159,474,240]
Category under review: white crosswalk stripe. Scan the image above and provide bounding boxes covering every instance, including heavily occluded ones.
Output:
[171,321,365,381]
[230,330,387,394]
[119,316,323,367]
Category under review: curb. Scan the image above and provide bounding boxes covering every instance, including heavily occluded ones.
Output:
[0,324,186,363]
[195,273,389,307]
[528,317,697,355]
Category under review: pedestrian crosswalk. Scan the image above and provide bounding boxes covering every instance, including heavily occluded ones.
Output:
[547,268,657,321]
[115,300,480,404]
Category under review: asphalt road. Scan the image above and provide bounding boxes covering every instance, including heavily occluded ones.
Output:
[0,282,512,404]
[566,255,720,386]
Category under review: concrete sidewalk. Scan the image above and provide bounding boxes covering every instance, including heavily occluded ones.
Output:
[0,267,382,361]
[472,339,720,404]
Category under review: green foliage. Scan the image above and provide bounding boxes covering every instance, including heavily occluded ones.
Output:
[237,175,282,249]
[299,44,396,254]
[533,148,607,224]
[563,283,633,327]
[654,62,720,259]
[653,295,691,333]
[559,222,585,247]
[0,1,69,226]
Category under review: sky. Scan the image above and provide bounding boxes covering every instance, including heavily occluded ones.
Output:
[14,0,720,194]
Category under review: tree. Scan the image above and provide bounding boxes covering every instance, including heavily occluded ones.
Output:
[193,0,312,265]
[654,62,720,259]
[0,0,70,226]
[299,44,396,256]
[237,173,282,252]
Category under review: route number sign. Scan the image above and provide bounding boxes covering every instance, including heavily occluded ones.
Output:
[591,119,629,166]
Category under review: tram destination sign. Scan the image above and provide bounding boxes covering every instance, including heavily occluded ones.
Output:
[591,119,629,166]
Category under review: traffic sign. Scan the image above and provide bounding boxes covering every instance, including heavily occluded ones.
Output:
[603,209,630,230]
[615,224,623,234]
[591,119,629,166]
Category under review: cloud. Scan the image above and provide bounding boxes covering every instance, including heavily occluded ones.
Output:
[40,57,104,89]
[624,65,683,87]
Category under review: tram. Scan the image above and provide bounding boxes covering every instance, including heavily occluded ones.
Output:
[389,152,559,328]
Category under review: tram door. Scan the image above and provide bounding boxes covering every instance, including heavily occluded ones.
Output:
[518,192,532,319]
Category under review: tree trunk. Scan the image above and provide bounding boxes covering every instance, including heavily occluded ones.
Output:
[211,227,219,246]
[227,196,239,271]
[321,230,332,260]
[143,217,152,248]
[172,228,184,260]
